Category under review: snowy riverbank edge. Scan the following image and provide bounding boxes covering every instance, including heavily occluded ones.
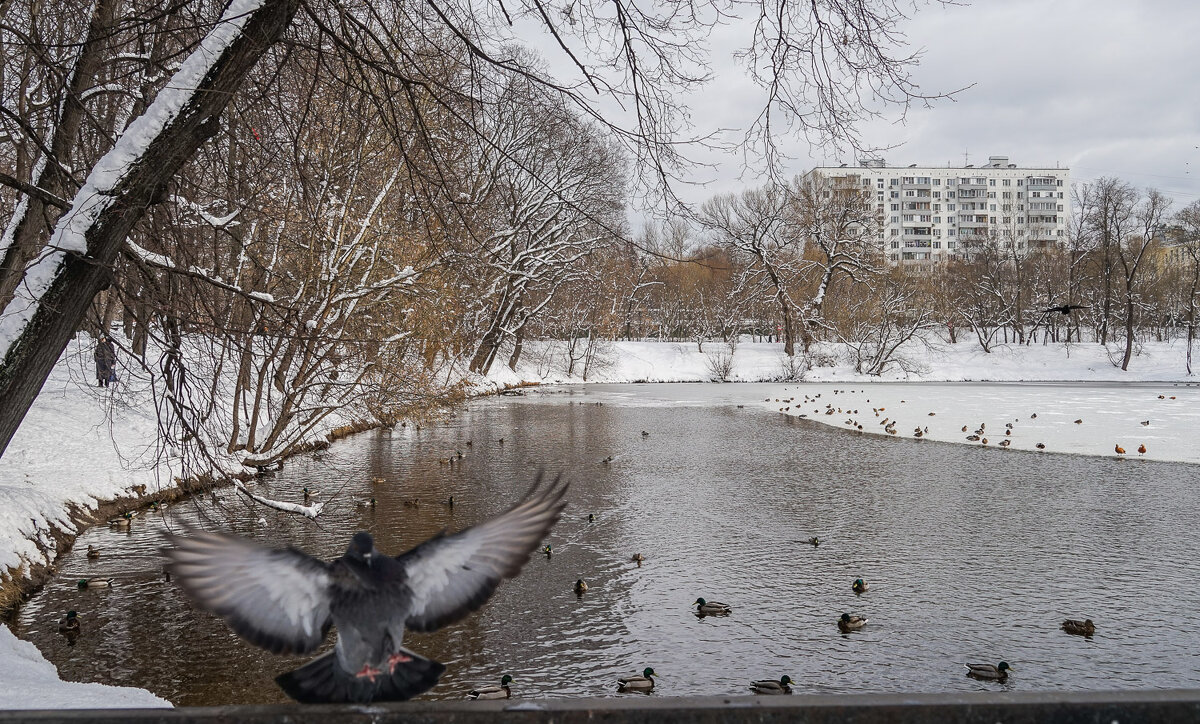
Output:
[1,336,1194,709]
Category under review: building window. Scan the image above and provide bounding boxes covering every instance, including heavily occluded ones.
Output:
[948,241,956,249]
[988,192,996,199]
[989,179,996,186]
[891,240,899,249]
[934,241,941,249]
[1017,179,1023,186]
[948,192,956,199]
[890,228,899,235]
[948,204,956,211]
[1003,179,1011,186]
[891,203,899,211]
[933,179,941,186]
[948,230,956,236]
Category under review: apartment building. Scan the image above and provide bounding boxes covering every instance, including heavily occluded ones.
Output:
[812,156,1070,265]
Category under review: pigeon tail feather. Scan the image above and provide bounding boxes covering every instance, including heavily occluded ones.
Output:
[275,649,445,703]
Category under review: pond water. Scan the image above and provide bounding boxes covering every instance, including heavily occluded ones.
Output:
[11,383,1200,705]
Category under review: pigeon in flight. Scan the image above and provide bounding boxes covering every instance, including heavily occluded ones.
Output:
[163,474,567,703]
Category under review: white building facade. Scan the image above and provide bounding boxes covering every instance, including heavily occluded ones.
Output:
[813,156,1070,265]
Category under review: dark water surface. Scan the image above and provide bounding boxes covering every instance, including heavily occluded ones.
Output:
[11,383,1200,705]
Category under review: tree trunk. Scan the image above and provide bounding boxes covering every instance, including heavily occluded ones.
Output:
[0,0,120,311]
[1121,289,1135,371]
[0,0,303,458]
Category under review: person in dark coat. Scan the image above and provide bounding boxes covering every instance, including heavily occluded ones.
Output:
[94,335,117,387]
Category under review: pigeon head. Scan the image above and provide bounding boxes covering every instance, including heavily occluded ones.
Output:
[347,532,375,565]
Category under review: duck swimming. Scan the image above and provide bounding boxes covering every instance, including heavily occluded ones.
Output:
[750,675,794,694]
[693,598,732,616]
[617,667,656,692]
[467,674,513,699]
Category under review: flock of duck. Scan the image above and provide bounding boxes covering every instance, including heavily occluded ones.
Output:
[771,387,1163,458]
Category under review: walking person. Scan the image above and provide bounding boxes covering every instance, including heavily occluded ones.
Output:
[94,335,117,387]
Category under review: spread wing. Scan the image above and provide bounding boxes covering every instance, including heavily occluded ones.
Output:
[397,473,568,632]
[163,529,334,655]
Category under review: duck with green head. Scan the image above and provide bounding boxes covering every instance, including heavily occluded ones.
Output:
[965,662,1012,681]
[838,613,867,632]
[109,512,133,529]
[617,667,656,692]
[542,544,552,556]
[807,537,820,546]
[694,598,732,616]
[852,578,869,594]
[58,611,80,633]
[77,578,113,589]
[750,675,794,694]
[574,579,588,594]
[467,674,513,699]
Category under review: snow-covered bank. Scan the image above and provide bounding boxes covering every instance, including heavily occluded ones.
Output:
[0,624,170,709]
[483,339,1198,386]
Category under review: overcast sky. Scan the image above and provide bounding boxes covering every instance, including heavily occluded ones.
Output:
[515,0,1200,215]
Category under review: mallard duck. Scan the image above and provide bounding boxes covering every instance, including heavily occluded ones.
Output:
[694,597,732,616]
[109,512,133,529]
[302,486,320,499]
[617,667,656,692]
[852,578,869,594]
[750,675,794,694]
[965,662,1011,680]
[77,578,113,589]
[356,497,377,509]
[468,674,513,700]
[574,579,588,593]
[58,610,80,633]
[807,536,820,547]
[838,613,867,632]
[1061,618,1095,636]
[371,476,386,484]
[86,545,100,560]
[641,430,650,437]
[541,544,552,557]
[631,553,645,563]
[587,513,595,522]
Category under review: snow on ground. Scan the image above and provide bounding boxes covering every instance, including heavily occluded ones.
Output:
[0,624,169,709]
[485,338,1198,386]
[0,338,177,577]
[751,381,1199,464]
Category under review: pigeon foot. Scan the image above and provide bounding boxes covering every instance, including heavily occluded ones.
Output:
[356,665,382,682]
[387,653,413,674]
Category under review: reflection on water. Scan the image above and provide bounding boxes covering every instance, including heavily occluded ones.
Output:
[11,383,1200,705]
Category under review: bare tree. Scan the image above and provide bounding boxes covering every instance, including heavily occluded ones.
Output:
[1175,200,1200,373]
[1113,188,1170,370]
[702,184,805,354]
